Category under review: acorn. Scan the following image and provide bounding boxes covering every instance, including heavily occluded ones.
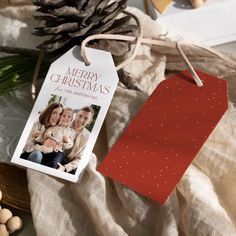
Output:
[6,216,23,233]
[0,209,13,224]
[0,224,9,236]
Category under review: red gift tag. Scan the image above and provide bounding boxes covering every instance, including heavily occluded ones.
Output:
[98,70,228,204]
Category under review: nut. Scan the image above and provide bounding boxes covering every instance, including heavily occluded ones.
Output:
[0,224,9,236]
[6,216,23,233]
[0,209,13,224]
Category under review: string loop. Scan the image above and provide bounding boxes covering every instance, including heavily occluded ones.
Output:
[81,10,143,71]
[176,41,203,87]
[80,11,236,87]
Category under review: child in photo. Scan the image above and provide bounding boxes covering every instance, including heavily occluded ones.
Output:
[34,108,76,154]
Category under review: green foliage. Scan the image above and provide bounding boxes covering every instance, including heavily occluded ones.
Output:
[0,55,49,94]
[48,94,62,105]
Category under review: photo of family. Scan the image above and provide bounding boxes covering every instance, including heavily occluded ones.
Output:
[19,95,100,175]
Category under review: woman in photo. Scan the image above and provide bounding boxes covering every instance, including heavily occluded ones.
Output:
[20,102,63,162]
[39,108,76,169]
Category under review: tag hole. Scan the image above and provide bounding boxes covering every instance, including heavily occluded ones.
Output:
[84,62,91,66]
[198,80,204,87]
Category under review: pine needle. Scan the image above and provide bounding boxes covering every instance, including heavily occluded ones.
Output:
[0,55,50,94]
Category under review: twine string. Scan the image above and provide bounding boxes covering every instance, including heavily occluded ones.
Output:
[81,11,236,87]
[31,11,236,99]
[81,10,143,71]
[176,41,203,87]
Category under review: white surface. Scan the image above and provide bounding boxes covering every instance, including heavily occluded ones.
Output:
[147,0,236,47]
[129,0,236,54]
[214,42,236,56]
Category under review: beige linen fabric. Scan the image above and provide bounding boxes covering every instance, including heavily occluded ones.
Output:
[27,8,236,236]
[1,6,235,236]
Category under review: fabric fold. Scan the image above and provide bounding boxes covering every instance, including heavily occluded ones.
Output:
[25,7,236,236]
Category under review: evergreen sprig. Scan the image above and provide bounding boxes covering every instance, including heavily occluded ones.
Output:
[0,55,49,94]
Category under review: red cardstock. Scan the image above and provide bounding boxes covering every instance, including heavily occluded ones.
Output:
[98,70,228,204]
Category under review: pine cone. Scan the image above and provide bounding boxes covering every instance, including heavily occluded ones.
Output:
[32,0,137,56]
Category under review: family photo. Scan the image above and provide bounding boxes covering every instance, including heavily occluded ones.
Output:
[19,95,100,175]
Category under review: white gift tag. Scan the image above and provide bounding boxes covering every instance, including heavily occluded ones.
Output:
[11,47,119,182]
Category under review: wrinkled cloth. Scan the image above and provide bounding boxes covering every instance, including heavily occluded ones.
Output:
[1,6,236,236]
[27,8,236,236]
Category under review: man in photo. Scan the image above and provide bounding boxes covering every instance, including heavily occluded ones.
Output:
[53,106,94,174]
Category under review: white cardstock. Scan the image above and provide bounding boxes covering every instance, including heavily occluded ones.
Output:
[11,47,119,182]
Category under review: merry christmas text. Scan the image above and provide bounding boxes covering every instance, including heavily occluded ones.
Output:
[50,66,111,95]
